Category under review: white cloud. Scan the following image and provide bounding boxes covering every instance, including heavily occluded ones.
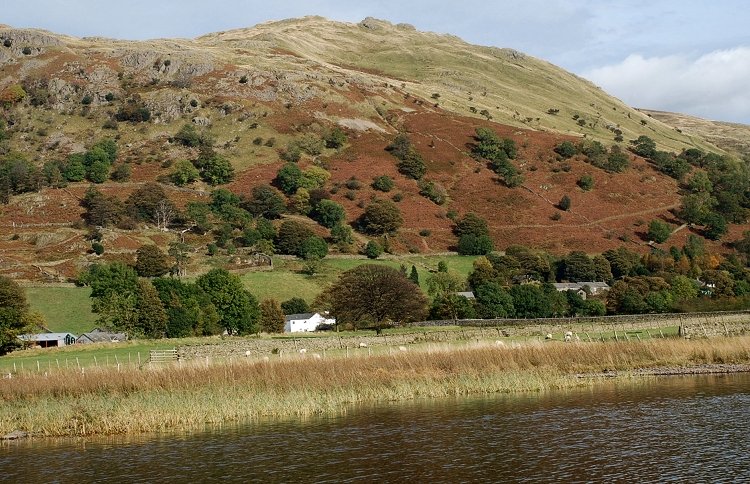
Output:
[584,47,750,124]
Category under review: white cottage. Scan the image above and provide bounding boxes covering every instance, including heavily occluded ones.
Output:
[284,313,336,333]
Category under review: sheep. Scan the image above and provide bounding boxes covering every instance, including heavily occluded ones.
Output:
[359,342,368,348]
[398,346,407,352]
[545,333,553,340]
[245,350,251,357]
[564,331,573,342]
[494,340,506,347]
[299,348,307,354]
[312,353,322,359]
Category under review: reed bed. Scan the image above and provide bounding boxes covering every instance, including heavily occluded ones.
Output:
[3,336,750,437]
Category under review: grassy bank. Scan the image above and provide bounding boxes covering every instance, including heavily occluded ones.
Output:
[2,336,750,437]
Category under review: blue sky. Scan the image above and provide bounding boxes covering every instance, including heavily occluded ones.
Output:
[4,0,750,123]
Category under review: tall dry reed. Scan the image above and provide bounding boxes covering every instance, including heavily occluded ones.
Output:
[2,337,750,436]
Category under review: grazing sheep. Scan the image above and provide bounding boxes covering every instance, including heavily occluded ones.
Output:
[359,342,368,348]
[494,340,506,347]
[299,348,307,354]
[262,356,270,362]
[564,331,573,342]
[545,333,553,340]
[245,350,251,357]
[312,353,322,359]
[398,346,407,352]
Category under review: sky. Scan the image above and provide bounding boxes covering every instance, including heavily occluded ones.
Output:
[4,0,750,123]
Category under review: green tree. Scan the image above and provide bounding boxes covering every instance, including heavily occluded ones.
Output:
[558,195,571,211]
[259,299,285,333]
[275,220,315,256]
[135,279,168,338]
[316,265,427,332]
[275,162,303,194]
[311,199,346,228]
[474,282,514,318]
[457,234,494,255]
[564,251,596,281]
[577,174,594,191]
[409,265,420,285]
[196,268,259,335]
[508,284,553,318]
[630,135,657,158]
[324,127,347,149]
[245,184,286,219]
[171,159,200,186]
[454,213,489,238]
[300,236,328,260]
[703,212,728,240]
[554,141,577,159]
[0,276,30,355]
[647,219,672,244]
[174,124,202,147]
[359,200,403,235]
[281,297,310,315]
[135,245,170,277]
[372,175,395,192]
[364,240,383,259]
[199,154,234,185]
[425,270,465,298]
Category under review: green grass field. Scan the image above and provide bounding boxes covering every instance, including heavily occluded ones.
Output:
[25,286,98,335]
[241,254,479,302]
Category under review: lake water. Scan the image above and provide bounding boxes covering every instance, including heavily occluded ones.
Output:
[3,373,750,482]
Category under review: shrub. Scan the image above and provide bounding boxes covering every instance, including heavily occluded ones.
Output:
[418,179,448,205]
[457,234,493,255]
[171,160,200,186]
[647,219,671,243]
[239,75,248,84]
[189,99,198,108]
[22,47,32,55]
[345,177,362,190]
[81,95,93,105]
[110,163,132,182]
[559,195,571,211]
[577,174,594,191]
[392,192,403,202]
[419,229,431,237]
[371,175,395,192]
[364,240,383,259]
[359,199,403,235]
[324,127,347,149]
[554,141,577,159]
[310,199,346,228]
[91,242,104,255]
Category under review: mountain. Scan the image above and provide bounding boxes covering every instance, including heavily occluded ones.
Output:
[639,109,750,160]
[0,17,742,282]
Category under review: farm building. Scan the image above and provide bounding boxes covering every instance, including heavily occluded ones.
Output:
[18,332,76,348]
[552,282,610,299]
[76,328,128,344]
[284,313,336,333]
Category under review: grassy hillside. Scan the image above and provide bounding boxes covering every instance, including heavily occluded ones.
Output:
[0,17,744,284]
[640,109,750,159]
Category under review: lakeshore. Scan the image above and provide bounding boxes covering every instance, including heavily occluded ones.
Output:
[3,335,750,438]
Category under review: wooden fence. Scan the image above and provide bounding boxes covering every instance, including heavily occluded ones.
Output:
[149,348,179,364]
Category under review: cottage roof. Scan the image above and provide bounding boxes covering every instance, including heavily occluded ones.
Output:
[19,332,75,341]
[455,291,476,299]
[284,313,318,322]
[77,331,127,343]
